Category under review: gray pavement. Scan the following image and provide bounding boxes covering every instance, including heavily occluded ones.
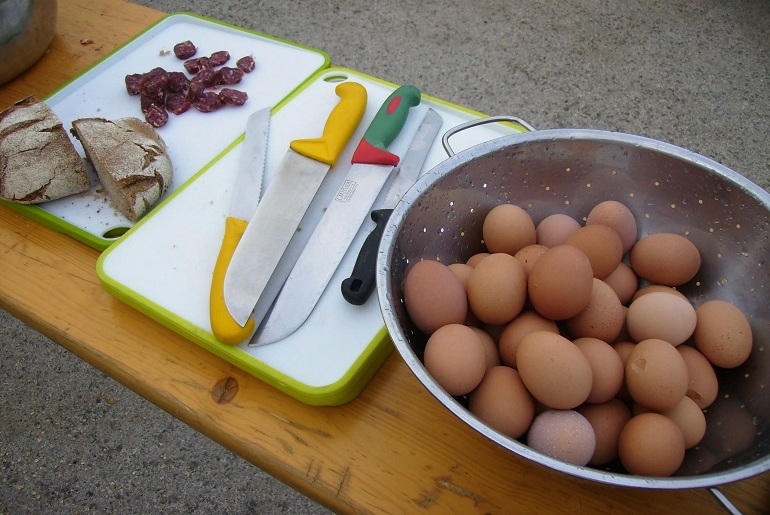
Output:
[2,0,768,513]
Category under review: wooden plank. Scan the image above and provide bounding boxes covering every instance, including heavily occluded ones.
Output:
[3,194,768,513]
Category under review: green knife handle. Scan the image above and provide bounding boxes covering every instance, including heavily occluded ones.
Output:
[290,81,367,166]
[341,208,393,305]
[351,85,421,166]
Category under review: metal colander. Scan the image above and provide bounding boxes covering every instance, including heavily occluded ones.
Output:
[377,127,769,489]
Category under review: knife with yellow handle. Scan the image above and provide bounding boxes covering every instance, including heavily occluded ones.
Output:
[210,107,271,344]
[252,85,423,345]
[223,81,368,329]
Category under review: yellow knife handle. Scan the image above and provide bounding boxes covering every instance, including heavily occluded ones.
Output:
[290,81,367,166]
[210,216,255,345]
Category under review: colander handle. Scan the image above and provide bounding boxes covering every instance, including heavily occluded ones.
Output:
[709,488,742,515]
[441,115,536,157]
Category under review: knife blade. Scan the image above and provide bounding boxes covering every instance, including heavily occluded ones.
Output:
[223,81,367,328]
[251,85,422,345]
[340,107,443,305]
[209,107,271,345]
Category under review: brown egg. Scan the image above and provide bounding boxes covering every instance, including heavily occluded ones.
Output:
[626,291,697,346]
[586,200,638,254]
[565,225,624,280]
[612,341,636,402]
[514,244,548,274]
[613,341,635,361]
[603,263,638,305]
[615,306,632,343]
[471,327,502,369]
[528,245,594,320]
[469,366,534,439]
[618,412,686,476]
[631,284,688,302]
[635,396,706,449]
[677,345,719,409]
[447,262,480,326]
[403,260,468,335]
[482,203,537,255]
[536,213,581,247]
[517,331,593,409]
[693,300,753,368]
[732,318,770,417]
[498,310,559,368]
[573,337,625,404]
[466,252,490,267]
[577,398,632,465]
[629,233,701,286]
[625,338,689,411]
[467,253,527,325]
[527,410,596,466]
[565,279,625,343]
[447,262,474,289]
[423,324,486,396]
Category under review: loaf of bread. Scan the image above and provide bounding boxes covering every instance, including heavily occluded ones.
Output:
[71,117,173,222]
[0,96,90,203]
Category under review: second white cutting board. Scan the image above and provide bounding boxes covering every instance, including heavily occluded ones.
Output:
[97,67,527,405]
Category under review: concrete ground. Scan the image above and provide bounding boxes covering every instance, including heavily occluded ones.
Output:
[2,0,768,513]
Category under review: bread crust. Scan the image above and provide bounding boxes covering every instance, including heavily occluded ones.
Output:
[0,96,90,203]
[71,117,173,221]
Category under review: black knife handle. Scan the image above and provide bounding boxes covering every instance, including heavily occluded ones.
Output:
[341,208,393,305]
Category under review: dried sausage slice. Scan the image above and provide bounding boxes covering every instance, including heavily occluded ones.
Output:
[192,91,224,113]
[219,88,248,106]
[173,40,197,59]
[236,56,256,73]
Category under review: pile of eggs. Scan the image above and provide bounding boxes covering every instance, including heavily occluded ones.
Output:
[402,200,754,476]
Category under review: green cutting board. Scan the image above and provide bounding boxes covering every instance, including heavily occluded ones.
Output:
[1,12,329,250]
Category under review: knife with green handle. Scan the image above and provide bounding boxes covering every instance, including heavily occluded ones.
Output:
[209,107,270,345]
[251,85,421,346]
[341,108,443,305]
[223,82,368,330]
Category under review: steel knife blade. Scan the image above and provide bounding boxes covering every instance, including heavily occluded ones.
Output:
[251,85,422,345]
[223,81,367,328]
[209,107,271,344]
[340,108,443,305]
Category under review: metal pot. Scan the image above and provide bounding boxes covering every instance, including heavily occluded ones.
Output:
[0,0,58,86]
[377,126,770,489]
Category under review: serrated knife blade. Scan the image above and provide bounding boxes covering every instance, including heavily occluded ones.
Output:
[208,107,270,345]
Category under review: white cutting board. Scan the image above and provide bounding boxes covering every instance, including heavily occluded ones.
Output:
[5,13,328,250]
[97,67,526,405]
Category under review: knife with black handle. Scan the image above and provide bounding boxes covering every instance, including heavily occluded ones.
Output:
[341,108,443,305]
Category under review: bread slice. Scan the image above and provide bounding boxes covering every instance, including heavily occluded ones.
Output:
[71,117,173,222]
[0,96,89,203]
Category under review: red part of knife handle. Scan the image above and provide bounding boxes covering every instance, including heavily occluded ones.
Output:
[351,138,400,167]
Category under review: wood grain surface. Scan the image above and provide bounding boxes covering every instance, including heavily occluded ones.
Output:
[1,1,768,513]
